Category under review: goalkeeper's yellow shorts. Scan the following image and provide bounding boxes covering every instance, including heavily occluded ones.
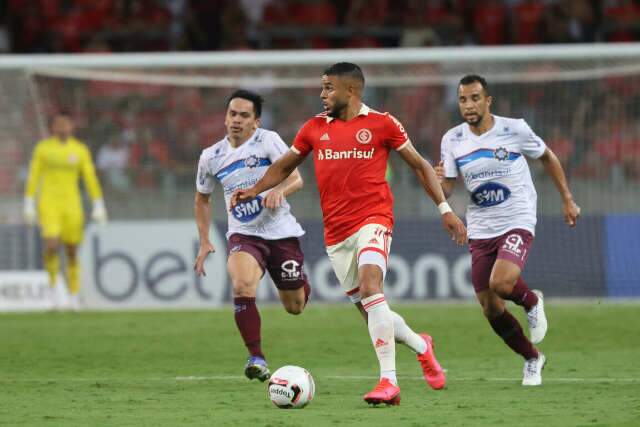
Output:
[38,203,84,245]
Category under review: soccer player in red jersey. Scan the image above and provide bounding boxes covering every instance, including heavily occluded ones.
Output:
[232,62,466,405]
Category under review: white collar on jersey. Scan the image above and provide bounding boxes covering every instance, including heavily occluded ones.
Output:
[325,103,370,123]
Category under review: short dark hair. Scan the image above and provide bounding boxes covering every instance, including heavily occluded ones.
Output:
[323,62,365,86]
[459,74,489,94]
[226,89,264,118]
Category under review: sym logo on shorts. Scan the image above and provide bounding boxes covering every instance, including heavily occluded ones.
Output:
[281,260,301,281]
[232,196,263,223]
[471,182,511,207]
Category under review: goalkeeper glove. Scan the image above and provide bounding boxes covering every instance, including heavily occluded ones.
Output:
[91,198,108,224]
[23,197,36,225]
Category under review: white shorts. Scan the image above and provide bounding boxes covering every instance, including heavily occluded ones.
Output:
[326,223,392,303]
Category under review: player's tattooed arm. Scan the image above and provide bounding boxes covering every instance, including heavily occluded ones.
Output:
[231,150,305,208]
[194,191,215,276]
[538,148,581,227]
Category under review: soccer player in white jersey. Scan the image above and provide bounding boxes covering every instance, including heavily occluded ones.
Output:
[194,90,311,382]
[437,75,581,386]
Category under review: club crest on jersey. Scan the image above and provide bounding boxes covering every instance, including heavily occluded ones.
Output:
[244,155,260,169]
[356,128,372,144]
[231,195,264,222]
[67,154,79,164]
[493,147,509,161]
[471,182,511,207]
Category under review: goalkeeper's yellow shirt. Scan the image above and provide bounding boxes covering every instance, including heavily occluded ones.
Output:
[25,136,103,210]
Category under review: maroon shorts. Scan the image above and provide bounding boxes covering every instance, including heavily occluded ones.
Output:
[468,228,534,294]
[227,233,309,291]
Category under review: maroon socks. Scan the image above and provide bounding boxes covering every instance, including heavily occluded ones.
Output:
[234,297,264,358]
[506,277,539,311]
[489,310,538,360]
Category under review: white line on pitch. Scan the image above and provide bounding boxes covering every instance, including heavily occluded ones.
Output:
[2,376,639,383]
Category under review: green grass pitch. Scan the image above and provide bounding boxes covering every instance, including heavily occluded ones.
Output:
[1,302,639,426]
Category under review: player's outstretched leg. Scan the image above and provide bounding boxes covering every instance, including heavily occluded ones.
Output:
[502,277,547,344]
[391,311,446,389]
[228,247,270,381]
[235,297,270,382]
[361,292,400,405]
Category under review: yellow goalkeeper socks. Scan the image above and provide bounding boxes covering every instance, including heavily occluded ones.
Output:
[44,252,59,287]
[67,259,80,295]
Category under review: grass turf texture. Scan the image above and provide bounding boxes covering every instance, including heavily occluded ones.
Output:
[1,302,639,426]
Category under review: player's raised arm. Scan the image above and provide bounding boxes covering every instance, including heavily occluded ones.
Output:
[538,147,581,227]
[396,141,467,245]
[230,149,305,208]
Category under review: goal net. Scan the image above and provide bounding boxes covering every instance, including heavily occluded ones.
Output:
[2,45,639,298]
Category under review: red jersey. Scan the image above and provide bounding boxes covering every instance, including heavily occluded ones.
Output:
[292,104,409,245]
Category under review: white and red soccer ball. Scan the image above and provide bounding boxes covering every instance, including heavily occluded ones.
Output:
[267,365,315,409]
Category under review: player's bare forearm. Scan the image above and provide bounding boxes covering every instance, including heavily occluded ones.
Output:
[256,150,303,194]
[194,192,212,245]
[274,168,304,198]
[539,148,581,226]
[441,179,456,199]
[398,142,447,205]
[231,150,304,206]
[539,148,574,203]
[434,160,456,199]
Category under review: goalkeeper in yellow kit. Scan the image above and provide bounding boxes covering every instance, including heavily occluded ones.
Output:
[23,113,108,309]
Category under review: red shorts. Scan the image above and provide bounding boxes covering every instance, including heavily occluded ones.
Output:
[468,228,534,294]
[227,234,309,291]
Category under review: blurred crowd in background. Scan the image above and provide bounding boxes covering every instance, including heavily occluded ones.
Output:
[1,0,639,197]
[0,0,638,53]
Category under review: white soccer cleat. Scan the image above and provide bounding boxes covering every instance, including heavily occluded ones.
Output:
[522,353,546,386]
[527,290,547,344]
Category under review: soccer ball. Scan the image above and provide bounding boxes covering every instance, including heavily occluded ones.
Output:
[267,365,315,409]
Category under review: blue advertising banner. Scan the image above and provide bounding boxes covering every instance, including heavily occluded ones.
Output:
[605,215,640,297]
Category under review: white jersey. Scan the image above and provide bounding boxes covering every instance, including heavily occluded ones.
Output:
[440,115,547,239]
[196,128,305,240]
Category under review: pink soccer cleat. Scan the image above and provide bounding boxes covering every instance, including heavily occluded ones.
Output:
[363,378,401,406]
[416,333,446,390]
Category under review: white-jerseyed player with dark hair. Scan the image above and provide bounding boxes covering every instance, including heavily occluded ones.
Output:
[194,89,311,382]
[437,74,581,386]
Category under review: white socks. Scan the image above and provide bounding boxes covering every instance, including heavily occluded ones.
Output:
[391,311,428,354]
[362,293,396,385]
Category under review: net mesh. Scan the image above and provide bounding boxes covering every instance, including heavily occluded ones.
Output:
[2,51,639,295]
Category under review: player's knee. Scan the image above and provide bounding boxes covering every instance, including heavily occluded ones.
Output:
[232,279,256,297]
[284,302,304,315]
[489,277,513,298]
